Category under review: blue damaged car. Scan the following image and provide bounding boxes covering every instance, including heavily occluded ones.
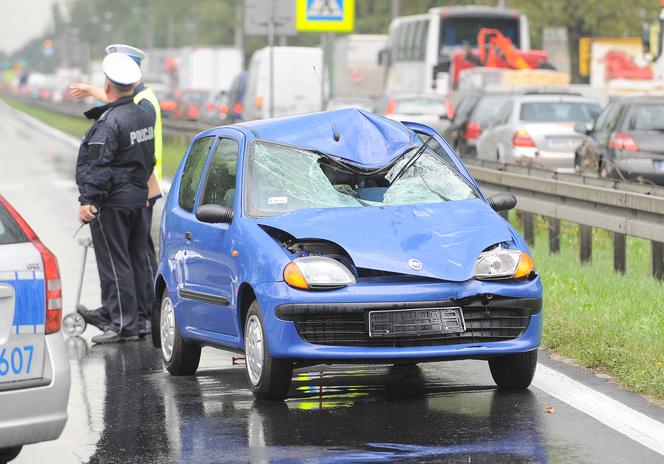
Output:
[154,109,542,400]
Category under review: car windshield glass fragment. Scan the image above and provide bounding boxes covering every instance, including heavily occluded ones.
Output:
[245,141,477,217]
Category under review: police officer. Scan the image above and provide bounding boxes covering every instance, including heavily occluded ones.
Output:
[70,44,162,336]
[76,53,155,344]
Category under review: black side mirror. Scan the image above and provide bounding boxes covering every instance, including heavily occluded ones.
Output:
[574,121,592,135]
[378,48,391,66]
[488,193,517,212]
[432,58,451,81]
[195,204,233,224]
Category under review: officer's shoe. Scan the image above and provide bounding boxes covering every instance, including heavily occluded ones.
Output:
[78,307,111,331]
[139,320,151,337]
[91,329,139,344]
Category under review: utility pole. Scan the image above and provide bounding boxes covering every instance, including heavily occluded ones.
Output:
[268,0,275,118]
[234,1,244,51]
[391,0,400,18]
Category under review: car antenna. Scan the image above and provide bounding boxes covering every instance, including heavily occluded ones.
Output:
[312,65,329,111]
[313,65,340,141]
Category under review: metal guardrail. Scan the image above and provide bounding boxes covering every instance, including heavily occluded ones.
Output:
[466,159,664,279]
[26,98,209,137]
[19,97,664,279]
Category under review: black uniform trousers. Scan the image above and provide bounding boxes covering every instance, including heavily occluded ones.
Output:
[90,206,148,337]
[142,204,158,323]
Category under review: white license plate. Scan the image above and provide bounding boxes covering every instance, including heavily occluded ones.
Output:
[0,334,45,384]
[656,160,664,172]
[368,307,465,338]
[548,138,578,150]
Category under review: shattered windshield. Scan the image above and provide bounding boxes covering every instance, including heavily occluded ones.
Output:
[244,141,477,217]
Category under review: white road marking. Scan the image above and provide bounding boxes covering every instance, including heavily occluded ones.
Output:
[534,363,664,456]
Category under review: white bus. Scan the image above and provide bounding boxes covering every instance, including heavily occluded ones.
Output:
[382,6,530,96]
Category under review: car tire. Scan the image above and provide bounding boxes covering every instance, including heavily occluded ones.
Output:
[0,446,22,463]
[488,349,538,390]
[151,296,161,348]
[160,293,201,376]
[244,300,293,401]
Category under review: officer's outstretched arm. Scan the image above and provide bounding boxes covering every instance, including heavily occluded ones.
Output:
[80,122,119,205]
[69,83,109,104]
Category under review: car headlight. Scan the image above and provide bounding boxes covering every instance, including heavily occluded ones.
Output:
[474,248,534,280]
[283,256,356,290]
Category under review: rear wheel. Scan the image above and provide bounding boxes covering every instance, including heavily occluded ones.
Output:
[489,350,538,390]
[0,446,22,463]
[244,300,293,400]
[160,293,201,375]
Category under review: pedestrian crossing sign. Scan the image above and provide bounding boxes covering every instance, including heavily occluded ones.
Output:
[296,0,354,32]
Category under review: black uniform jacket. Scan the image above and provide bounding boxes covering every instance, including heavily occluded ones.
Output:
[76,96,156,208]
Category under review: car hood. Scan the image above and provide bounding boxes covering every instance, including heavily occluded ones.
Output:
[258,198,514,282]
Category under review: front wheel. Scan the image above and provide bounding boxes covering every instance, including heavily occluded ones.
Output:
[0,446,22,463]
[244,301,293,400]
[488,350,538,390]
[160,293,201,376]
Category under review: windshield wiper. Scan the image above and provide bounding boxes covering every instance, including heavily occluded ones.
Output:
[389,136,434,185]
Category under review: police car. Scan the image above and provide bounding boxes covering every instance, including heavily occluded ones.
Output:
[0,195,70,462]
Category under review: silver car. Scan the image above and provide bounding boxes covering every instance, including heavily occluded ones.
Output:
[476,94,601,172]
[0,195,69,463]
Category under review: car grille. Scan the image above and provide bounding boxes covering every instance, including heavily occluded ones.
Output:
[288,298,535,348]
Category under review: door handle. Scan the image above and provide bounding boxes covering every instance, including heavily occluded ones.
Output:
[184,231,192,241]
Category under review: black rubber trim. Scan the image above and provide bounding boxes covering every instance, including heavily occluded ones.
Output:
[276,297,542,321]
[178,288,229,306]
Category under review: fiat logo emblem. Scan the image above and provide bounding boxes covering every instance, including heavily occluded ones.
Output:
[408,259,423,271]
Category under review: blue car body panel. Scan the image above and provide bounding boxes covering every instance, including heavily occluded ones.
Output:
[158,109,542,361]
[258,199,515,282]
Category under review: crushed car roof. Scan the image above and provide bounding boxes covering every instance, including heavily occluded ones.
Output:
[239,108,416,168]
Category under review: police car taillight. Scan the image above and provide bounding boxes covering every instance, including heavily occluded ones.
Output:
[0,195,62,334]
[34,240,62,334]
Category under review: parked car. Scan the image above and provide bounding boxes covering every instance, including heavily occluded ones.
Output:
[476,94,601,171]
[374,94,449,133]
[155,90,179,119]
[200,90,230,123]
[175,90,211,121]
[575,96,664,184]
[444,93,515,156]
[0,195,69,462]
[153,108,542,400]
[227,71,247,123]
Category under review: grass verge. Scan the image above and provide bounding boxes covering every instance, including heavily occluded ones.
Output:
[1,95,188,178]
[509,213,664,399]
[4,96,663,399]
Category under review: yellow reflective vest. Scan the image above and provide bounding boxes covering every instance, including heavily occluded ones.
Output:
[134,86,163,181]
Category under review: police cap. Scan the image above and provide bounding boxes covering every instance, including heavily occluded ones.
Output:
[103,53,142,87]
[105,44,145,65]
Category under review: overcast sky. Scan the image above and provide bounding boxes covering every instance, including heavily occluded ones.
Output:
[0,0,67,54]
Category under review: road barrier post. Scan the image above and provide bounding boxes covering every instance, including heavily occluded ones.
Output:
[523,212,535,246]
[579,225,592,263]
[652,241,664,280]
[548,217,560,254]
[613,232,626,274]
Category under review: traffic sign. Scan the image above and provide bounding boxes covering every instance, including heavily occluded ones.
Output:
[296,0,354,33]
[244,0,297,37]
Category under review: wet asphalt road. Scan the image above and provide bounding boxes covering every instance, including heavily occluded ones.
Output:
[2,101,664,464]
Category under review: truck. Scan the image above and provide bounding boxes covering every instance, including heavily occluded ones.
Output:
[331,34,388,104]
[177,46,243,92]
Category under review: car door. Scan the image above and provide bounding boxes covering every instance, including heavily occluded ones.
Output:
[167,135,216,328]
[478,102,512,161]
[182,136,242,338]
[577,102,614,172]
[0,202,48,389]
